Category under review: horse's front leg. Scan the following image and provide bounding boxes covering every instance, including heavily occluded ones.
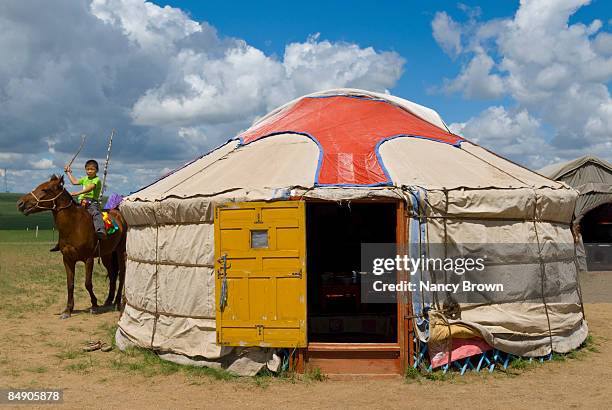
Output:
[84,257,98,313]
[61,256,76,319]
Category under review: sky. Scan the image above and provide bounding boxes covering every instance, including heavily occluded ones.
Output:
[0,0,611,194]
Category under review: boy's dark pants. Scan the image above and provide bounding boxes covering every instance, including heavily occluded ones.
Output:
[86,201,106,238]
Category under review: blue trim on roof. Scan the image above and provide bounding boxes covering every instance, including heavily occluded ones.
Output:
[236,131,463,188]
[234,131,324,187]
[375,134,463,186]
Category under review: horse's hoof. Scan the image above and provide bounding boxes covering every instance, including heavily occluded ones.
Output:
[60,312,71,320]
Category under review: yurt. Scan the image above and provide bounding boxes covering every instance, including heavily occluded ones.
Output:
[540,156,612,269]
[116,89,588,376]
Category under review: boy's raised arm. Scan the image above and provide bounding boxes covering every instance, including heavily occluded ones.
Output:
[64,165,80,185]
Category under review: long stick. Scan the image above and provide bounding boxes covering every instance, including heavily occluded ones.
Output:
[99,129,114,199]
[66,134,86,168]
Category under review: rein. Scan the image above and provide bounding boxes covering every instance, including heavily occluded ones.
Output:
[29,189,74,211]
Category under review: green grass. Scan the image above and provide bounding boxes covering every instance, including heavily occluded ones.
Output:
[0,193,55,230]
[65,360,94,374]
[404,366,421,381]
[508,357,534,370]
[110,348,188,378]
[0,229,57,243]
[55,347,85,360]
[25,365,48,374]
[26,366,49,373]
[582,335,601,353]
[303,367,326,382]
[107,344,303,384]
[0,239,109,317]
[110,346,246,382]
[403,365,453,383]
[97,322,119,347]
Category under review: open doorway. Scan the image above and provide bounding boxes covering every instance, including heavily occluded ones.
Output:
[306,201,397,343]
[581,203,612,270]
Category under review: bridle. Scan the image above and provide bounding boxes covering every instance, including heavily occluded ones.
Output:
[28,188,74,211]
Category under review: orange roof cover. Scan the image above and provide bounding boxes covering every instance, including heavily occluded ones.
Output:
[239,95,463,186]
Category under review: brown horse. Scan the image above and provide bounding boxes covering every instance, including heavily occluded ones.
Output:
[16,174,127,319]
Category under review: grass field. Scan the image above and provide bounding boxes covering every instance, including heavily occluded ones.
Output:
[0,193,54,230]
[0,229,57,243]
[0,237,105,319]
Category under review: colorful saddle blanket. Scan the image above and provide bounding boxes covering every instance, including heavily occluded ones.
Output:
[102,212,119,235]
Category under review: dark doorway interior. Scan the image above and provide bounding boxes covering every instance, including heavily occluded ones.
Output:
[581,203,612,270]
[306,202,397,343]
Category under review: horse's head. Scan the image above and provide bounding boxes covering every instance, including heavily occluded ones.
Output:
[17,174,68,215]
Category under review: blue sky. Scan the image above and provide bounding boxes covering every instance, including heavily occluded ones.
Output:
[152,0,513,123]
[0,0,611,194]
[152,0,609,123]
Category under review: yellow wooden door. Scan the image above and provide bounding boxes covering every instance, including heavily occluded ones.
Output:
[215,201,306,347]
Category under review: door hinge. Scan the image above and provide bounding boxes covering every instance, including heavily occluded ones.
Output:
[256,324,264,336]
[290,269,302,279]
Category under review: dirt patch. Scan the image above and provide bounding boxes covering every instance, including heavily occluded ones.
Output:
[1,243,611,409]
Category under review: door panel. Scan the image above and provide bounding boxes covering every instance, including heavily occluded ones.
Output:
[215,201,306,347]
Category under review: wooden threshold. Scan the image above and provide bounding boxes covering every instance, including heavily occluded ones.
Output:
[307,342,400,352]
[302,343,402,375]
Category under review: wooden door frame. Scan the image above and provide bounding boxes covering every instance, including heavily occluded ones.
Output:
[397,199,414,372]
[291,198,412,375]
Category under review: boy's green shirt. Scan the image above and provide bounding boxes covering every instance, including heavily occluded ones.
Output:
[77,175,101,202]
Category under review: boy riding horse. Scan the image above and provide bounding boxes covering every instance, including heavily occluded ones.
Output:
[51,159,105,251]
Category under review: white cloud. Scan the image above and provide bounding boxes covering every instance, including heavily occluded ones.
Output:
[432,12,463,57]
[435,0,612,166]
[131,33,404,127]
[450,106,552,167]
[444,52,505,98]
[29,158,54,170]
[131,45,287,126]
[0,153,23,162]
[0,0,405,194]
[283,34,404,94]
[593,32,612,55]
[91,0,202,52]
